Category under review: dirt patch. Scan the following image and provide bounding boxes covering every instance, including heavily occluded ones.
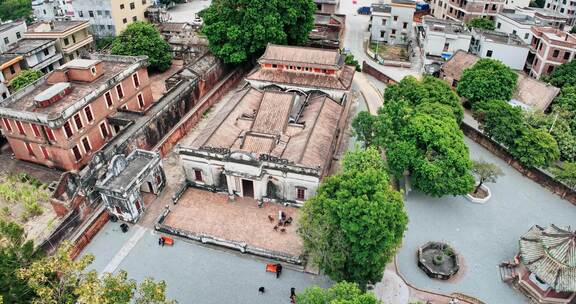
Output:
[469,187,489,199]
[370,43,409,61]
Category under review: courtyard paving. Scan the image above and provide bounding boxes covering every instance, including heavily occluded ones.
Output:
[80,222,330,304]
[396,137,576,304]
[165,188,303,257]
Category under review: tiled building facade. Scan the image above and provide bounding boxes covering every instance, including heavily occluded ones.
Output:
[431,0,506,22]
[525,27,576,78]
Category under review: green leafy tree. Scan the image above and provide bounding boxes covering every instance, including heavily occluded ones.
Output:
[299,149,407,288]
[541,60,576,88]
[201,0,316,63]
[510,126,560,168]
[457,59,518,103]
[18,242,176,304]
[9,70,43,92]
[524,109,576,162]
[472,100,524,148]
[356,76,474,197]
[111,22,172,72]
[0,220,41,304]
[467,18,495,30]
[471,160,504,194]
[344,54,361,72]
[551,162,576,189]
[0,0,32,22]
[296,282,380,304]
[351,112,376,146]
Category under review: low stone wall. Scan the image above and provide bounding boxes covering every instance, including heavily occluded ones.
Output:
[69,206,109,259]
[155,207,303,265]
[362,61,398,85]
[461,122,576,205]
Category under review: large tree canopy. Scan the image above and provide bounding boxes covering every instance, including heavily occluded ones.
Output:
[111,22,172,72]
[457,59,518,103]
[542,60,576,88]
[201,0,316,63]
[299,148,407,288]
[354,76,475,197]
[296,282,380,304]
[0,0,31,22]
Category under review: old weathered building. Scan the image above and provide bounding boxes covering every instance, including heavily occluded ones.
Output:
[246,44,355,100]
[0,55,153,171]
[308,13,346,49]
[25,20,94,63]
[5,38,62,73]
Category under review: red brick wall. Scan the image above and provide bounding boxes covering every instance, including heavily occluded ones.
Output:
[2,62,22,82]
[69,209,109,260]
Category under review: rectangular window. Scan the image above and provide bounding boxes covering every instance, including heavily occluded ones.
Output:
[137,94,145,109]
[524,33,529,39]
[2,118,12,132]
[40,146,49,159]
[72,145,82,161]
[547,65,555,73]
[393,15,398,21]
[486,50,493,57]
[25,142,34,156]
[194,169,203,181]
[4,37,8,44]
[296,187,306,200]
[122,18,127,24]
[43,48,49,56]
[82,137,91,153]
[73,113,83,130]
[132,73,140,88]
[31,123,41,137]
[15,121,25,135]
[97,10,102,16]
[116,84,124,99]
[105,91,113,107]
[120,4,125,9]
[443,43,450,52]
[497,22,501,29]
[16,32,21,39]
[132,16,137,22]
[63,121,73,138]
[392,29,396,35]
[142,0,146,4]
[553,49,560,57]
[63,37,69,46]
[88,10,94,17]
[99,122,109,139]
[79,11,83,17]
[44,126,55,140]
[9,65,15,74]
[130,2,135,9]
[84,106,93,122]
[403,22,408,29]
[564,52,571,60]
[380,31,385,38]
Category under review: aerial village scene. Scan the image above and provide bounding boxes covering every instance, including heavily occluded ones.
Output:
[1,0,576,303]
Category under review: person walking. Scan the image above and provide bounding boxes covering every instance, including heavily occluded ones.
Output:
[276,263,283,279]
[290,287,296,303]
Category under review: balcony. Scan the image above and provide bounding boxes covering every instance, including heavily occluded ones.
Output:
[61,35,94,54]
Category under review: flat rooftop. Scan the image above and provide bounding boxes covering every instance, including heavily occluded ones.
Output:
[423,16,470,35]
[3,60,130,114]
[27,20,87,33]
[101,150,158,190]
[5,38,54,54]
[0,53,21,65]
[475,29,526,46]
[0,21,24,33]
[499,11,536,25]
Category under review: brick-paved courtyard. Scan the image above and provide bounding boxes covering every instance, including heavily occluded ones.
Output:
[164,188,303,257]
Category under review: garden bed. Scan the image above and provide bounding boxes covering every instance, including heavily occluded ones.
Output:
[369,42,410,62]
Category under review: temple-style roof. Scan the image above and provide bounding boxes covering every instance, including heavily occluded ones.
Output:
[258,44,343,70]
[519,225,576,292]
[246,64,355,92]
[190,87,344,173]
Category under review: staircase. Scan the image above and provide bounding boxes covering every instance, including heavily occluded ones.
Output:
[499,262,518,283]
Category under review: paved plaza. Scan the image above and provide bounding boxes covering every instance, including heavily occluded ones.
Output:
[80,222,330,304]
[396,137,576,304]
[164,188,303,257]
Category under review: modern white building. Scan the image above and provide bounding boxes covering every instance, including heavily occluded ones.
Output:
[503,0,530,9]
[370,0,416,45]
[496,8,568,44]
[31,0,72,21]
[470,28,529,70]
[72,0,152,38]
[544,0,576,26]
[0,20,27,53]
[421,16,471,60]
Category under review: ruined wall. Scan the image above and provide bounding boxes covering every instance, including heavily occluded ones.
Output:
[362,61,398,84]
[462,123,576,205]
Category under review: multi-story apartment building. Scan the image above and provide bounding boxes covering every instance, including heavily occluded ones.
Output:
[421,16,472,60]
[5,38,62,73]
[25,21,93,63]
[370,0,417,45]
[0,54,24,101]
[0,55,153,171]
[431,0,505,23]
[72,0,152,38]
[31,0,71,21]
[470,28,529,69]
[0,20,27,53]
[525,27,576,78]
[543,0,576,25]
[496,8,567,44]
[314,0,339,13]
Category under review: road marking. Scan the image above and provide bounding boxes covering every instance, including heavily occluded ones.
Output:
[100,225,147,277]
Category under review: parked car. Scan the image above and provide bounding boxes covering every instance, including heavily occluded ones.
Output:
[357,6,371,15]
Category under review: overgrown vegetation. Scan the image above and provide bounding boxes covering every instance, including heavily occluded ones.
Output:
[344,53,361,72]
[9,70,43,92]
[0,173,48,222]
[467,18,496,30]
[296,282,380,303]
